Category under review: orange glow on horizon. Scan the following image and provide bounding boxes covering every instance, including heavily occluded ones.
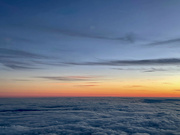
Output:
[1,87,180,98]
[1,77,180,98]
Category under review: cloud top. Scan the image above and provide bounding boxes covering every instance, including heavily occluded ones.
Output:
[0,97,180,134]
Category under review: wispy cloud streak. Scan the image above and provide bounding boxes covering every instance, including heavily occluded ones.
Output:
[49,29,136,42]
[0,48,47,70]
[0,48,46,59]
[37,76,99,82]
[0,59,38,70]
[66,58,180,66]
[0,35,34,44]
[147,38,180,46]
[113,67,168,72]
[75,84,99,87]
[143,67,167,72]
[13,24,136,42]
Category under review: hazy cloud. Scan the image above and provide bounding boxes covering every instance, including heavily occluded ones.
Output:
[112,67,168,72]
[49,27,135,42]
[74,82,100,87]
[0,35,34,44]
[0,48,46,59]
[0,59,38,70]
[66,58,180,66]
[146,38,180,46]
[12,79,32,82]
[142,68,167,72]
[0,48,50,70]
[1,47,180,70]
[174,90,180,91]
[3,63,39,70]
[12,24,136,43]
[75,84,99,87]
[37,76,99,82]
[128,85,144,88]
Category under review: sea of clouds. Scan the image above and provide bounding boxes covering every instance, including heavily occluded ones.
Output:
[0,97,180,135]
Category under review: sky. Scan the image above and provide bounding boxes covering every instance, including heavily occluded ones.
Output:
[0,0,180,97]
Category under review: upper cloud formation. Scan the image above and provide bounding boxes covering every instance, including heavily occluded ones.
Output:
[49,28,136,42]
[66,58,180,66]
[13,24,136,43]
[1,47,180,70]
[0,48,47,70]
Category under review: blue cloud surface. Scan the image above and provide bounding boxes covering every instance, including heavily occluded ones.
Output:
[0,98,180,135]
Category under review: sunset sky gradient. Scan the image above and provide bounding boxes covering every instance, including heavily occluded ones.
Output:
[1,0,180,97]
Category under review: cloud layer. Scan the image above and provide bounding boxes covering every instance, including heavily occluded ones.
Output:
[0,97,180,135]
[1,47,180,71]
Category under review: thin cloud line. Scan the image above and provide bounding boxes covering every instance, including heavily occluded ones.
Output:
[65,58,180,66]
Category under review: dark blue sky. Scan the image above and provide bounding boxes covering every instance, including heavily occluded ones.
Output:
[1,0,180,97]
